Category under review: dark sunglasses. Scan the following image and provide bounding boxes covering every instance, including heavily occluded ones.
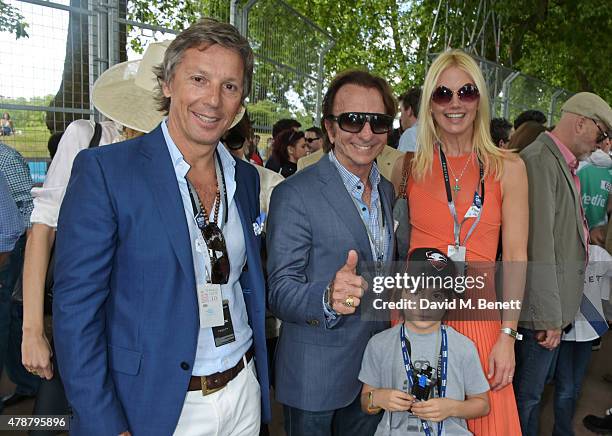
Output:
[305,137,320,143]
[326,112,394,134]
[431,83,480,105]
[195,216,230,285]
[592,119,610,144]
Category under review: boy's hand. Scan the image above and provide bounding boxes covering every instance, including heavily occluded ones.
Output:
[375,389,414,412]
[411,398,457,422]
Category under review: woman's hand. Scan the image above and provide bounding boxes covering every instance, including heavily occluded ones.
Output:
[487,333,515,391]
[22,331,53,380]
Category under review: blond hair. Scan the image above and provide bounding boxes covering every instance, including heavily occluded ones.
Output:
[413,49,506,180]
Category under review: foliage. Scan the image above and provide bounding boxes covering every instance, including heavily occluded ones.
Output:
[0,0,29,38]
[284,0,611,100]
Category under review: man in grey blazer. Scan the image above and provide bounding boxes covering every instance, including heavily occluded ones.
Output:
[516,92,612,436]
[267,70,396,436]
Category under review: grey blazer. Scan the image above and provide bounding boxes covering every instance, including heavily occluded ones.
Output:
[266,155,394,412]
[520,132,587,330]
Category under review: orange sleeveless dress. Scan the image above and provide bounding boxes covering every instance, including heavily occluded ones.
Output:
[407,150,522,436]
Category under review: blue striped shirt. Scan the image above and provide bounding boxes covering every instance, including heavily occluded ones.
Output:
[328,151,391,262]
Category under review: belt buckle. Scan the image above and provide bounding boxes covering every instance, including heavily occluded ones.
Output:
[201,376,223,396]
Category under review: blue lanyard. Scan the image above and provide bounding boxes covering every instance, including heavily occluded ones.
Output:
[400,325,448,436]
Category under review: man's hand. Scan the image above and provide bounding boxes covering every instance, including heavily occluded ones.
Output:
[538,328,562,350]
[411,398,457,422]
[330,250,368,315]
[373,389,414,412]
[118,432,131,436]
[590,225,607,247]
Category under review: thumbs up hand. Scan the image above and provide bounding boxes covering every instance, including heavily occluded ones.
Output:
[329,250,368,315]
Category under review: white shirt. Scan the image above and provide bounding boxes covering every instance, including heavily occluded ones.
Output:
[398,123,418,153]
[563,244,612,342]
[30,119,122,227]
[161,120,252,376]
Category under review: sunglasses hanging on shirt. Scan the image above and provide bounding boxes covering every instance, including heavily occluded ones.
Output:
[186,152,230,285]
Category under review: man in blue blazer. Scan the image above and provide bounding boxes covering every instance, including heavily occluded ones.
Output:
[53,19,269,435]
[267,70,397,436]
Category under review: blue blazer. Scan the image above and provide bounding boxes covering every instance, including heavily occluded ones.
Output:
[53,126,270,435]
[266,155,393,411]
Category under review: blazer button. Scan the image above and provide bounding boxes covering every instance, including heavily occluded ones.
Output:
[308,319,320,327]
[180,362,190,371]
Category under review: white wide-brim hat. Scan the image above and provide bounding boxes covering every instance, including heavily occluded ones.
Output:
[92,40,245,134]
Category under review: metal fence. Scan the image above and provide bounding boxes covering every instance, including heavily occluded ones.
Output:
[0,0,333,176]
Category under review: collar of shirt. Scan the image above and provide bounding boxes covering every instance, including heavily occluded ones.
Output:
[161,118,237,207]
[328,150,381,202]
[547,131,578,174]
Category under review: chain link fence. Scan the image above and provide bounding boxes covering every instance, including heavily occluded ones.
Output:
[1,0,333,180]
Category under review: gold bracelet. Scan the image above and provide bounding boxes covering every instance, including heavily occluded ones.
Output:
[367,390,382,413]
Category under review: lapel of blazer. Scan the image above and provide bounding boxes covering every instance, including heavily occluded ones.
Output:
[542,134,588,249]
[233,161,264,290]
[139,126,196,284]
[317,156,374,262]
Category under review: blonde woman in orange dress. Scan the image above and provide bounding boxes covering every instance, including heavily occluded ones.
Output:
[405,50,528,435]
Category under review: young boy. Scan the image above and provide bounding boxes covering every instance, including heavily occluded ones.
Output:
[359,248,490,435]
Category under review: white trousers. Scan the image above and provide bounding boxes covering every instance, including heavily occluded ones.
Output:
[173,358,261,436]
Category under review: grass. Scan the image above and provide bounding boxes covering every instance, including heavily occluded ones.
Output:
[1,127,51,159]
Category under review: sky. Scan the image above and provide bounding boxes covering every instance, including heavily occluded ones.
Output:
[0,0,172,100]
[0,0,71,99]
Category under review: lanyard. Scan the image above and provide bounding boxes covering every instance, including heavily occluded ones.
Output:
[348,187,386,268]
[401,324,448,436]
[438,146,485,248]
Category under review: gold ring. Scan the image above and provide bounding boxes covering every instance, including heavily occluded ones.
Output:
[508,375,513,379]
[30,369,38,375]
[344,296,355,308]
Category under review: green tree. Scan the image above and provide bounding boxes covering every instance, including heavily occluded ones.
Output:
[0,0,28,38]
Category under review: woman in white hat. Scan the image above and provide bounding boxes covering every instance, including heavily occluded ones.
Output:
[20,41,168,422]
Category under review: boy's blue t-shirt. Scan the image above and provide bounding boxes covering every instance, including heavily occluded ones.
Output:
[359,324,489,435]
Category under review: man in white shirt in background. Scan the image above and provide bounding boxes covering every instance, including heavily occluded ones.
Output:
[397,87,421,153]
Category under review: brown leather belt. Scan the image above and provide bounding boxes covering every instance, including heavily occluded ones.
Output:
[188,348,254,396]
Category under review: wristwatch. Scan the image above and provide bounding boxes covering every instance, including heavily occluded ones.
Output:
[500,327,523,341]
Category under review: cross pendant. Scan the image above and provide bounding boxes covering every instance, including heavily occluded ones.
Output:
[453,179,461,192]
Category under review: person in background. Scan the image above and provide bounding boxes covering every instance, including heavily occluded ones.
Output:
[222,111,284,215]
[269,129,308,178]
[397,87,422,153]
[46,132,63,161]
[305,126,324,153]
[1,112,15,136]
[578,129,612,246]
[265,118,301,172]
[490,118,513,148]
[0,171,23,265]
[507,121,547,152]
[513,109,547,131]
[0,140,39,411]
[517,92,612,436]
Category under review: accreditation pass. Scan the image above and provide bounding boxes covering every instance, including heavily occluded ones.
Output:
[0,415,70,431]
